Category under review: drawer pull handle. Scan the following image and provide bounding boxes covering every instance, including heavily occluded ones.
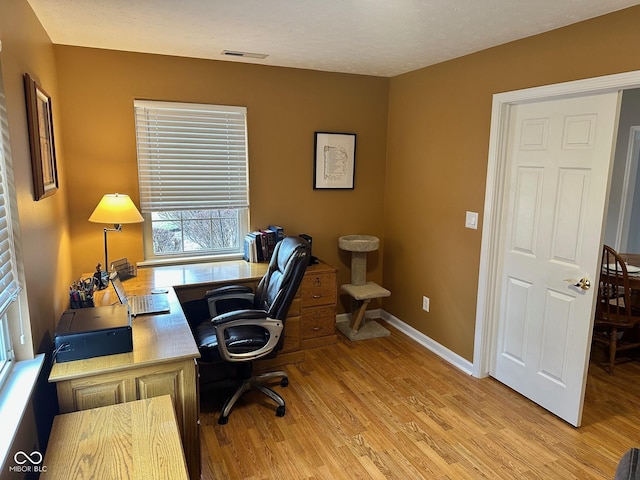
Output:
[312,327,321,331]
[312,294,322,299]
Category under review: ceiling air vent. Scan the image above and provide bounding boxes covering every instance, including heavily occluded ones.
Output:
[222,50,268,59]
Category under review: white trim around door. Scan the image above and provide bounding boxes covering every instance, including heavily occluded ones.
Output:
[473,69,640,379]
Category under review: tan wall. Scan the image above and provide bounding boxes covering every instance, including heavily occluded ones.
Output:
[0,0,72,357]
[0,0,72,470]
[384,6,640,361]
[54,47,389,311]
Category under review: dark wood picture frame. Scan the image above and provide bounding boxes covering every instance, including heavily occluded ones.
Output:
[314,132,356,189]
[24,73,58,200]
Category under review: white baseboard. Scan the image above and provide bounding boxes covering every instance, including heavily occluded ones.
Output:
[336,310,473,375]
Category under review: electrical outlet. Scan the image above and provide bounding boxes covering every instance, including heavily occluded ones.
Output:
[422,296,430,312]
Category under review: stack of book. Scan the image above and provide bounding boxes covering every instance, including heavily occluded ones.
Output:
[244,225,285,262]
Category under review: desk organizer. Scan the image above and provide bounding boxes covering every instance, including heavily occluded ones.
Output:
[112,257,137,279]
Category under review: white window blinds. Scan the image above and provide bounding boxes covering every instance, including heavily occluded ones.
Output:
[134,100,249,212]
[0,101,20,317]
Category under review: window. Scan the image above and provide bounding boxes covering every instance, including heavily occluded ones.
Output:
[134,101,249,262]
[0,79,19,390]
[0,312,13,387]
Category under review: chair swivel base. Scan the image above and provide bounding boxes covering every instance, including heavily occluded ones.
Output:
[218,370,289,424]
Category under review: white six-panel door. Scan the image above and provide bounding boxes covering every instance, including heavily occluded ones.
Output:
[491,92,620,426]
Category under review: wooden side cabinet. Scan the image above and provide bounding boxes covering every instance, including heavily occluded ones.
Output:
[54,358,200,480]
[257,261,337,369]
[300,262,338,349]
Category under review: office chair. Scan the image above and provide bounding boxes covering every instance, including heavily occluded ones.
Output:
[185,236,309,424]
[593,245,640,375]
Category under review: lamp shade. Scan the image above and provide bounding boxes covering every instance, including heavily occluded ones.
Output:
[88,193,144,225]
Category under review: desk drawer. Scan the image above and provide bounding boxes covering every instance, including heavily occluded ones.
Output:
[301,306,335,339]
[301,273,336,308]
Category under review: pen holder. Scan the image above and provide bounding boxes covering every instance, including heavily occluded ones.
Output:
[70,297,95,309]
[70,276,96,309]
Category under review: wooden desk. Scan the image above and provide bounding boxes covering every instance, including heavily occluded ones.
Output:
[49,259,337,479]
[49,271,202,480]
[41,395,189,480]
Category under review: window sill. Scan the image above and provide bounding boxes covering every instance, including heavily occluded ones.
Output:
[138,252,244,268]
[0,354,45,471]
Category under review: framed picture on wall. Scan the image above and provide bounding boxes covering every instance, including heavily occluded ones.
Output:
[314,132,356,189]
[24,73,58,200]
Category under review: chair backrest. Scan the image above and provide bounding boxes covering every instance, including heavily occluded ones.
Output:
[254,236,310,320]
[597,245,636,326]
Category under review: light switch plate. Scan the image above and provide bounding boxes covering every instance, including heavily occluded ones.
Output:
[465,211,479,229]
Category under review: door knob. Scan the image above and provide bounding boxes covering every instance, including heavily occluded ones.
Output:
[565,278,591,290]
[576,278,591,290]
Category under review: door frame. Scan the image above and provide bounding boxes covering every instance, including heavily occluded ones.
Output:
[615,125,640,252]
[473,70,640,378]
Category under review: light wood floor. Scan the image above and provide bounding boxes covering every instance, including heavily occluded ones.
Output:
[199,321,640,479]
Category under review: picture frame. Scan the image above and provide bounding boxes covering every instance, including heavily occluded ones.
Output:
[314,132,356,189]
[24,73,58,200]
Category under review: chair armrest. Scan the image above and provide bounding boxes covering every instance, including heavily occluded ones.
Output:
[206,286,255,316]
[212,309,283,362]
[206,285,253,297]
[212,309,267,326]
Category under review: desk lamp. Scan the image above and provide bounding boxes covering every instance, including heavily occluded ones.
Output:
[89,193,144,273]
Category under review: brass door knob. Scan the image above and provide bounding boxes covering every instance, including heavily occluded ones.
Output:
[564,278,591,290]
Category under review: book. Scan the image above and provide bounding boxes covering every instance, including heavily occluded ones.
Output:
[268,225,285,243]
[261,229,276,260]
[243,234,257,262]
[248,231,265,262]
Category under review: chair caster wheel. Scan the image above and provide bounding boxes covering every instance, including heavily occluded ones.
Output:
[276,406,285,417]
[218,415,229,425]
[281,377,289,387]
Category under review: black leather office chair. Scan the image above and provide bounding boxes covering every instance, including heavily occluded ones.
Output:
[184,236,309,424]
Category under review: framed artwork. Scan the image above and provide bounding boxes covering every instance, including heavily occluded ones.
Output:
[24,73,58,200]
[314,132,356,189]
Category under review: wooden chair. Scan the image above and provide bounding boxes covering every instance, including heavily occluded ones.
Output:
[593,245,640,375]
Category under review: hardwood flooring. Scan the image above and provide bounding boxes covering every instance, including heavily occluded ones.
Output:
[199,321,640,479]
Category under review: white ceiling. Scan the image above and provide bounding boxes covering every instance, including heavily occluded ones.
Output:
[26,0,640,77]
